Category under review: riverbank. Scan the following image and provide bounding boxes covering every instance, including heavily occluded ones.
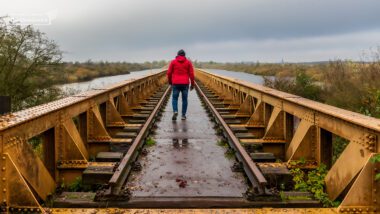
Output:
[57,61,167,84]
[196,61,333,81]
[59,68,264,95]
[59,68,163,94]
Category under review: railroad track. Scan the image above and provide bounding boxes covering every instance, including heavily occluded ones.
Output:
[53,80,321,208]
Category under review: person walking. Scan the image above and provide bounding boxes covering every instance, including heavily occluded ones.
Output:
[167,49,195,121]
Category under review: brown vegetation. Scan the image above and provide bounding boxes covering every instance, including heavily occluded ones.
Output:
[61,60,167,83]
[198,54,380,118]
[196,61,330,80]
[322,59,380,117]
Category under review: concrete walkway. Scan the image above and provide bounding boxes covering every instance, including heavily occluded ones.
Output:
[127,88,247,197]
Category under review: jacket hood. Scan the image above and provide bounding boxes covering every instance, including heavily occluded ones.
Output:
[175,55,187,63]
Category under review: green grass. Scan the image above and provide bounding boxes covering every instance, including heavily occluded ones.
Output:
[218,140,235,159]
[216,140,229,148]
[145,137,156,146]
[65,193,80,199]
[67,177,83,192]
[288,195,312,200]
[224,149,236,159]
[370,154,380,180]
[289,164,340,207]
[216,128,223,135]
[279,191,312,201]
[28,136,44,160]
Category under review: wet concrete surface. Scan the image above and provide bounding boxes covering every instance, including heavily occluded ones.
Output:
[127,88,248,197]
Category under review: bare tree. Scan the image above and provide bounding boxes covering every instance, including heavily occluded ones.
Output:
[0,18,63,111]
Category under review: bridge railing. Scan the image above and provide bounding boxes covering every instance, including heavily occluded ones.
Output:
[196,68,379,212]
[1,68,378,212]
[0,70,167,209]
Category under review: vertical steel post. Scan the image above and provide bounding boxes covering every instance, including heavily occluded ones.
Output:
[0,96,11,115]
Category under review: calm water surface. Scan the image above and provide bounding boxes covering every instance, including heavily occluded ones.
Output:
[60,68,264,93]
[60,69,162,93]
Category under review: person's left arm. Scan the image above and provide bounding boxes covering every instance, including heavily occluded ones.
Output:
[189,61,195,90]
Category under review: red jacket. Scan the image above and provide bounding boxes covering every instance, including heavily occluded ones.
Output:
[167,56,195,85]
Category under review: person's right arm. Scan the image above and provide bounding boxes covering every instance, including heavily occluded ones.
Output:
[167,61,173,85]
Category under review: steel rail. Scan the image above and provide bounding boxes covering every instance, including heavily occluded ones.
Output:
[109,85,171,195]
[195,81,267,192]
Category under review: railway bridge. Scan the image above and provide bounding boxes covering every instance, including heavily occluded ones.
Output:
[0,69,379,213]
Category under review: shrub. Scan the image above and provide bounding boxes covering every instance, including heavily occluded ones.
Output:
[264,69,322,101]
[290,163,338,207]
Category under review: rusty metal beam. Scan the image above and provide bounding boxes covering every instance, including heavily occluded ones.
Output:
[50,208,339,214]
[285,119,314,160]
[0,69,168,209]
[0,71,166,137]
[196,69,380,132]
[1,154,41,209]
[263,107,285,139]
[0,67,378,211]
[106,98,125,127]
[61,119,89,160]
[247,100,264,126]
[3,137,56,201]
[236,94,254,116]
[338,153,379,213]
[195,68,380,211]
[325,139,375,200]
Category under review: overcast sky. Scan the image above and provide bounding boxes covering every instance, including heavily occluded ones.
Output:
[1,0,380,62]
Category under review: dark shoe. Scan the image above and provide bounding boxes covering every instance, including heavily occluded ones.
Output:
[173,139,180,149]
[181,115,186,120]
[172,112,178,120]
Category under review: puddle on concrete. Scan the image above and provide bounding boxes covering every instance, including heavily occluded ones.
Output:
[126,88,247,197]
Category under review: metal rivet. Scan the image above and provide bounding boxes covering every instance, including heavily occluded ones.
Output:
[1,167,5,171]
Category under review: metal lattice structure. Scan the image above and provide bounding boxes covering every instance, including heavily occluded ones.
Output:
[196,69,379,213]
[0,71,167,211]
[0,68,378,213]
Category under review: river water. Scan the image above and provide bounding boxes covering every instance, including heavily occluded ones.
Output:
[60,68,264,93]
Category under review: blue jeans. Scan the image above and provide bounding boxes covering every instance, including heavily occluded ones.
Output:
[172,84,189,116]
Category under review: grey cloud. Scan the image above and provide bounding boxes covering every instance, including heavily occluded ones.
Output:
[27,0,380,61]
